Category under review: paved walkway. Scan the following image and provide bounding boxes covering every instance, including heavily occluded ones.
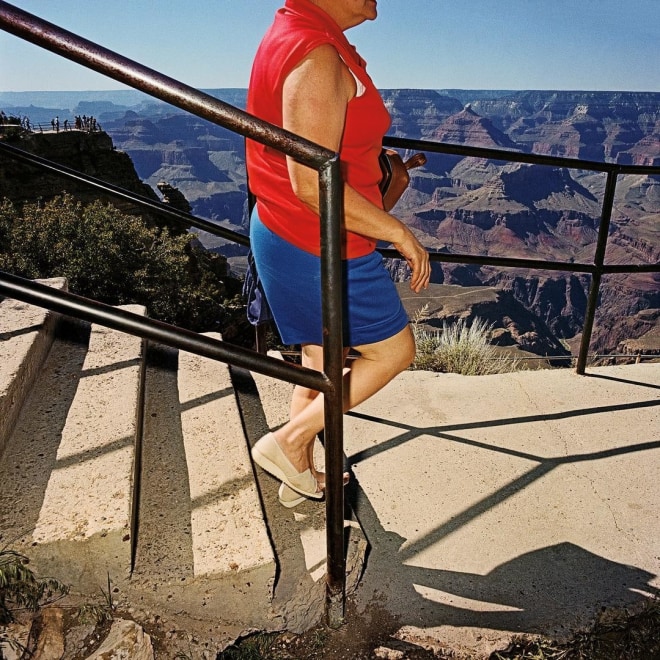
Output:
[340,363,659,657]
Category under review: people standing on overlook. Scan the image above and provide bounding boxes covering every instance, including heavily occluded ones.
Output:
[246,0,430,506]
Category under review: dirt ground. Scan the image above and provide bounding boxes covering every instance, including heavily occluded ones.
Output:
[3,592,659,659]
[215,594,660,660]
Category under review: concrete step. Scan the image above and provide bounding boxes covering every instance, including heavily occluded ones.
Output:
[0,277,67,456]
[0,293,277,628]
[128,338,276,629]
[1,290,357,634]
[0,304,146,591]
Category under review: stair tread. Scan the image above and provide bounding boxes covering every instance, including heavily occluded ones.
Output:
[33,307,145,545]
[0,304,145,590]
[129,338,276,627]
[0,323,89,547]
[177,336,275,579]
[0,278,67,455]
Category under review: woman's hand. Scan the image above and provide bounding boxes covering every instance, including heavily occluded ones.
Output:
[392,224,431,293]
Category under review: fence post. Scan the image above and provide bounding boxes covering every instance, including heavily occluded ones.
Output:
[576,169,618,375]
[318,157,346,627]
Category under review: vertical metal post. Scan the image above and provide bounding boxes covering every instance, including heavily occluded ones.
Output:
[577,169,619,374]
[318,157,346,627]
[255,323,269,355]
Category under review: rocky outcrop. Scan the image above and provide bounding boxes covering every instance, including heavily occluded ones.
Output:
[102,113,247,230]
[430,105,519,150]
[0,130,159,210]
[491,272,590,339]
[617,308,660,356]
[86,620,154,660]
[156,180,192,213]
[469,90,660,158]
[399,281,570,359]
[381,89,463,138]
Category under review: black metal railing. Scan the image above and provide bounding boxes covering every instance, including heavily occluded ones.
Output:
[0,0,348,625]
[1,0,659,626]
[5,134,659,373]
[381,136,660,373]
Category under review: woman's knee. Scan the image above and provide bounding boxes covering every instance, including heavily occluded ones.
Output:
[357,325,416,373]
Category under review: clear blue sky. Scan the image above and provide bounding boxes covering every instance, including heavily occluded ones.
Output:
[1,0,659,92]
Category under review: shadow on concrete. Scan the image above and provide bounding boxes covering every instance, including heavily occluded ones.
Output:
[348,398,659,465]
[349,474,659,636]
[585,371,660,391]
[345,396,660,637]
[346,404,659,555]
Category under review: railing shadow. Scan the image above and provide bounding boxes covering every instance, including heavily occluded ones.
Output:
[349,471,658,634]
[348,399,659,464]
[585,371,660,391]
[346,406,659,559]
[0,323,43,341]
[343,373,660,635]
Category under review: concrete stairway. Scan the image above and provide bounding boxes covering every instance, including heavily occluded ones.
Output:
[0,280,277,631]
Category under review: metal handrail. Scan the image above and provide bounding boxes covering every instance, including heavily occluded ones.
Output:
[0,272,330,390]
[382,136,660,374]
[0,0,347,624]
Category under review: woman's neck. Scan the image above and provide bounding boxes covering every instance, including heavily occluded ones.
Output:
[305,0,363,31]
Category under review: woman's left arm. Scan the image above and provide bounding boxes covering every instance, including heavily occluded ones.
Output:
[282,45,430,293]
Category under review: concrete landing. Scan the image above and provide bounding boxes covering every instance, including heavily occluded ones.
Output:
[342,363,660,657]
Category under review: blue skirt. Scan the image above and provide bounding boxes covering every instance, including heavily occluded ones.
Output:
[249,210,409,346]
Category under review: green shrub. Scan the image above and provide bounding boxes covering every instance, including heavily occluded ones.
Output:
[0,195,244,334]
[0,547,68,624]
[411,312,519,375]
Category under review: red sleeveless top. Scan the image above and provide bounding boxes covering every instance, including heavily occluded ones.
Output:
[246,0,391,258]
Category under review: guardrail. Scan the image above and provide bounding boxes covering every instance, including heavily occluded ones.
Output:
[7,136,659,368]
[381,136,660,374]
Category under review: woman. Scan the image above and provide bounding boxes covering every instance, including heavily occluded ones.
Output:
[247,0,430,504]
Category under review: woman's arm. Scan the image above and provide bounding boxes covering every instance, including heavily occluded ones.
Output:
[282,44,430,293]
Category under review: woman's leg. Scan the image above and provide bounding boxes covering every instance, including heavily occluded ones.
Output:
[290,344,325,417]
[290,344,324,483]
[273,325,416,472]
[289,344,350,485]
